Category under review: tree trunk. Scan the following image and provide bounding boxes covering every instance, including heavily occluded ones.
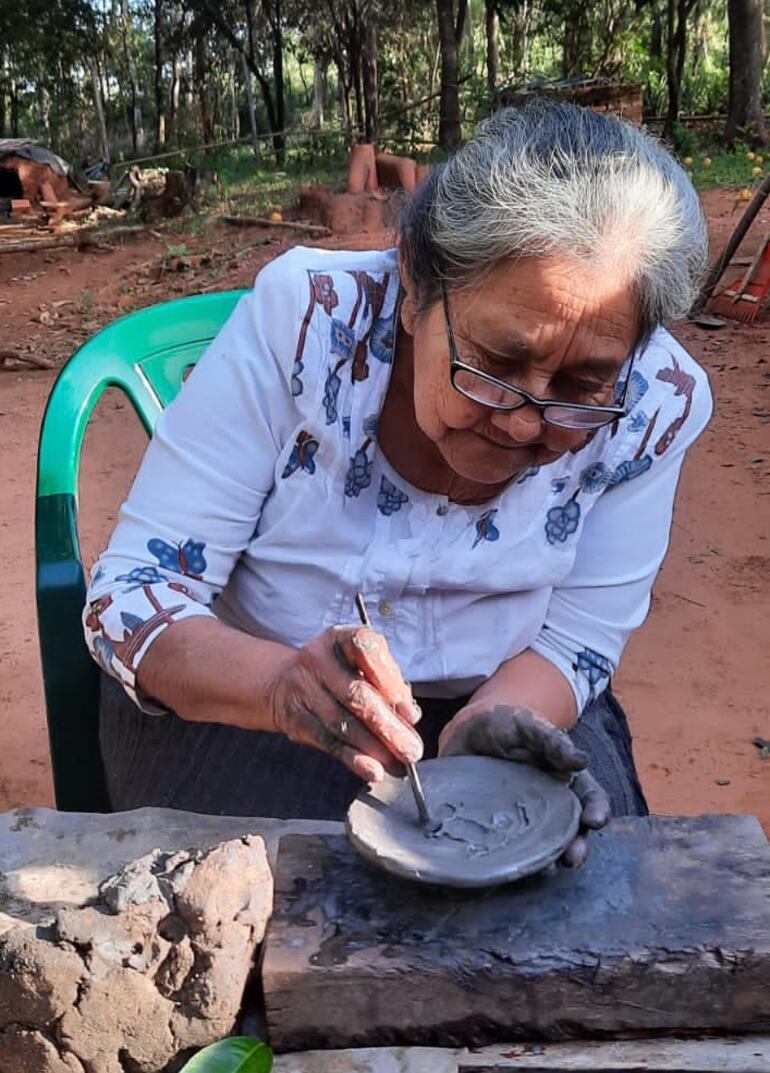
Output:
[120,0,144,152]
[90,58,110,162]
[338,59,352,137]
[241,51,260,154]
[664,0,689,138]
[169,52,182,145]
[362,15,379,143]
[485,0,500,95]
[436,0,462,151]
[154,0,166,151]
[36,65,51,144]
[725,0,768,144]
[313,58,326,128]
[271,0,285,164]
[512,0,529,72]
[194,33,213,146]
[562,0,591,77]
[0,49,6,137]
[650,0,663,59]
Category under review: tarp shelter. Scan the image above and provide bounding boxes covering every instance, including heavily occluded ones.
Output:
[0,140,78,205]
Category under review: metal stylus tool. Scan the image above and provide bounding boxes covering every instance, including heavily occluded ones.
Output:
[354,593,432,827]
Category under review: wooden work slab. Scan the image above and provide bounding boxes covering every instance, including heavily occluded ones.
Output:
[261,815,770,1053]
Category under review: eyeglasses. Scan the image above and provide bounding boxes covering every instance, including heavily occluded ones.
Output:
[441,284,634,431]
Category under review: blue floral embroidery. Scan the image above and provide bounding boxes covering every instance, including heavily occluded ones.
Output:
[545,498,581,544]
[330,318,355,361]
[628,411,648,432]
[551,478,568,494]
[576,647,613,699]
[147,538,207,578]
[369,315,394,363]
[345,448,373,496]
[342,415,351,438]
[473,509,500,548]
[93,635,115,674]
[120,610,146,632]
[362,414,379,439]
[92,564,106,585]
[516,466,540,484]
[291,357,304,397]
[323,367,342,424]
[608,455,653,487]
[579,462,612,494]
[377,476,409,515]
[115,565,170,591]
[615,369,649,408]
[282,431,319,478]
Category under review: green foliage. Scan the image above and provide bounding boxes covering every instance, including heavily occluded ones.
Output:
[669,123,698,159]
[179,1037,273,1073]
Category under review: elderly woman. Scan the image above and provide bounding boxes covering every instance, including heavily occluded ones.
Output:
[84,102,711,861]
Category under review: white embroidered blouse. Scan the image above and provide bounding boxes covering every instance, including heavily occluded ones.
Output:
[83,246,712,715]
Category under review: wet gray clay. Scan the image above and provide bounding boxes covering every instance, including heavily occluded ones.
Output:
[262,815,770,1052]
[346,756,580,887]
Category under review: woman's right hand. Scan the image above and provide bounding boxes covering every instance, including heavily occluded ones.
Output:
[265,626,424,783]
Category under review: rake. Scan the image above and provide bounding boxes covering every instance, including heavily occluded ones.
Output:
[708,233,770,324]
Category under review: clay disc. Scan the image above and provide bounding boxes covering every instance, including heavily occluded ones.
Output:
[346,756,581,889]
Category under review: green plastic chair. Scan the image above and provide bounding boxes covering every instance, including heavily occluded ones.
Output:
[35,289,247,812]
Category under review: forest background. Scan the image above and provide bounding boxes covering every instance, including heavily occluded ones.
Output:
[1,0,769,197]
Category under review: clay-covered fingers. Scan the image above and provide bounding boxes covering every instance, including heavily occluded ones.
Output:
[440,705,587,776]
[508,708,588,775]
[570,770,611,830]
[335,626,422,726]
[559,772,611,870]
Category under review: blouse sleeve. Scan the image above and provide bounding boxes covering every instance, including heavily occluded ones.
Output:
[82,254,305,710]
[530,344,713,714]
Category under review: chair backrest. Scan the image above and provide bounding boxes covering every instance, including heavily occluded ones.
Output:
[36,289,246,811]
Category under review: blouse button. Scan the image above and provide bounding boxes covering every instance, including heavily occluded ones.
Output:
[378,600,394,617]
[436,503,449,516]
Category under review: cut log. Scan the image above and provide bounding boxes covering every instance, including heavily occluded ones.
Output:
[220,214,332,236]
[0,350,56,370]
[262,815,770,1053]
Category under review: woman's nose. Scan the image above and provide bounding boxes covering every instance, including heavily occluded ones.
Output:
[490,403,544,443]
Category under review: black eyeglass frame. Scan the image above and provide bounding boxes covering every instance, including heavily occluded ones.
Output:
[440,283,636,430]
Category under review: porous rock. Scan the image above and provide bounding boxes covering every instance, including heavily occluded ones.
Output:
[0,808,282,1073]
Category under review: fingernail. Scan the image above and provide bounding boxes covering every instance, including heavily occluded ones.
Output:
[405,737,424,763]
[398,699,422,725]
[363,759,385,783]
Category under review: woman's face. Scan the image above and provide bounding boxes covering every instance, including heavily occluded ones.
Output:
[400,253,641,486]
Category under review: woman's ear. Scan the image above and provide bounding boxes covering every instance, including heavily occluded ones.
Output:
[397,249,418,335]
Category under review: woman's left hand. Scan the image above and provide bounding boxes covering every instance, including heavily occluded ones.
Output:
[438,702,611,867]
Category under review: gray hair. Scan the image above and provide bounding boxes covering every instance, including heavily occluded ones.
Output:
[397,101,708,329]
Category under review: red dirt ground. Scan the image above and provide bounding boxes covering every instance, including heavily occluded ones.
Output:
[1,190,768,827]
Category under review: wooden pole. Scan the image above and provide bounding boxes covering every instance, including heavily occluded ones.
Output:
[691,171,770,314]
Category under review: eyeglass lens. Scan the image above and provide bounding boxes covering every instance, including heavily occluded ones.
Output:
[452,367,619,429]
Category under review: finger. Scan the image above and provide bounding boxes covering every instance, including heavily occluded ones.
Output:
[341,676,424,764]
[279,686,400,779]
[561,834,589,869]
[318,691,405,777]
[513,709,588,773]
[309,717,387,783]
[314,642,424,764]
[335,626,422,726]
[571,770,612,829]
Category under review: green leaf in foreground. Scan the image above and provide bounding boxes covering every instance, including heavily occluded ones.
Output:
[179,1037,273,1073]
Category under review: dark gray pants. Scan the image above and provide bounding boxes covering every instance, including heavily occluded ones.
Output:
[99,673,648,820]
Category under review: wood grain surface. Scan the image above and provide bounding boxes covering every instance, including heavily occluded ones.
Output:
[262,815,770,1052]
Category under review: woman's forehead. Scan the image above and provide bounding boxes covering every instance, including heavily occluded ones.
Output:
[455,255,639,365]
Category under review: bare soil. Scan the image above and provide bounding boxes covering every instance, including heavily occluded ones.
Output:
[1,190,768,828]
